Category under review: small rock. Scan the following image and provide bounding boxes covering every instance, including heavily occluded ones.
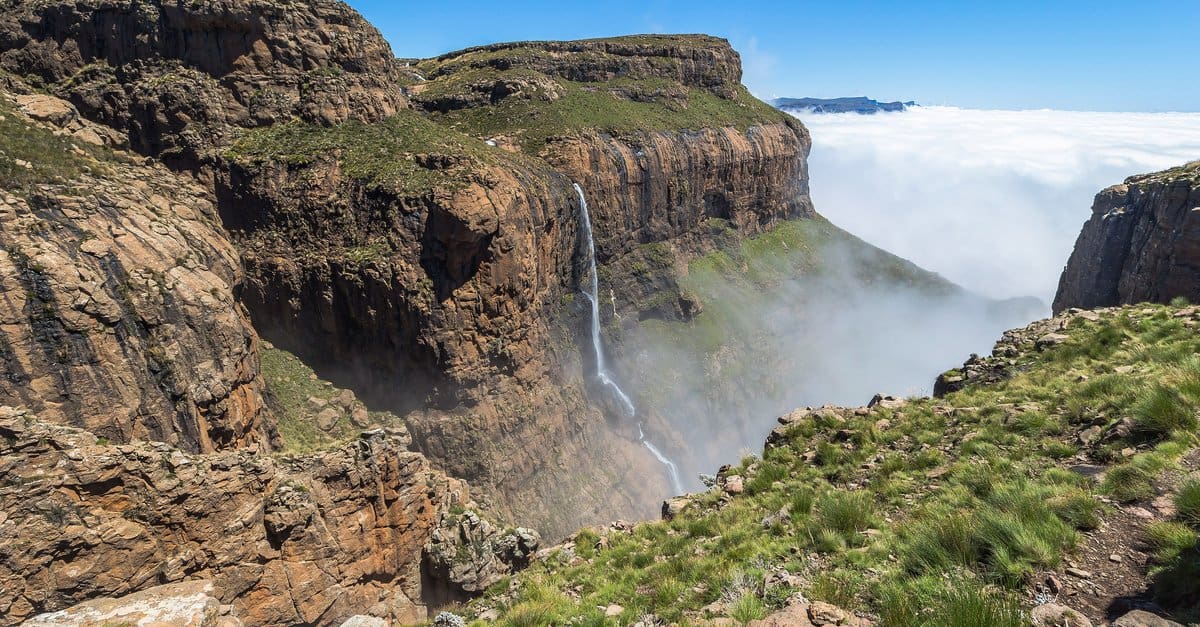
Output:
[604,604,624,617]
[1109,554,1123,563]
[307,396,329,410]
[315,407,341,431]
[723,475,744,495]
[1113,610,1184,627]
[340,616,388,627]
[477,609,499,621]
[1045,575,1063,593]
[335,389,356,410]
[808,600,850,625]
[1065,567,1092,579]
[1114,365,1135,374]
[1031,603,1093,627]
[1078,426,1103,445]
[349,405,370,428]
[1129,507,1156,520]
[1037,333,1070,348]
[662,496,692,521]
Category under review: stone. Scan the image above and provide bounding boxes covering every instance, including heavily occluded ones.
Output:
[723,475,745,494]
[1031,603,1093,627]
[349,405,371,428]
[340,616,388,627]
[1065,567,1092,579]
[1112,610,1185,627]
[748,602,816,627]
[662,496,692,520]
[605,604,624,617]
[868,394,908,410]
[316,407,342,431]
[1109,553,1123,563]
[1078,426,1103,444]
[1045,575,1063,593]
[1037,333,1070,348]
[15,94,77,126]
[22,580,226,627]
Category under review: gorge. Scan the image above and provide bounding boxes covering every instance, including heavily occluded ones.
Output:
[0,0,1198,625]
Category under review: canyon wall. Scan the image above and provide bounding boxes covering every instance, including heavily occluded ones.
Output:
[1054,161,1200,313]
[0,0,815,572]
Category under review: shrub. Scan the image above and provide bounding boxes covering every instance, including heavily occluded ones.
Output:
[1177,479,1200,527]
[817,491,875,542]
[924,584,1025,627]
[1101,464,1156,502]
[1132,384,1198,438]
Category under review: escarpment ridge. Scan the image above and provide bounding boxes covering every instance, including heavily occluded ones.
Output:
[0,0,825,621]
[1055,161,1200,313]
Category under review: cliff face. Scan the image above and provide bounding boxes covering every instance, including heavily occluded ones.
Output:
[0,89,273,453]
[0,406,535,626]
[0,0,814,545]
[0,0,406,165]
[1054,161,1200,313]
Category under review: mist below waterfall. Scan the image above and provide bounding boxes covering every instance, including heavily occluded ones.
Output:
[616,107,1200,493]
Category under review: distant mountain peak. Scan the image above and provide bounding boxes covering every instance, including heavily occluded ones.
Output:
[771,96,916,114]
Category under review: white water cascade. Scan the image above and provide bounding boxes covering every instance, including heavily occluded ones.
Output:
[574,183,685,495]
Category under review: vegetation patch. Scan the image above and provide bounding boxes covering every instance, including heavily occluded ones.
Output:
[457,304,1200,625]
[424,75,787,154]
[226,109,532,195]
[0,95,110,193]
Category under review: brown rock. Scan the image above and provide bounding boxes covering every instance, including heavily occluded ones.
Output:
[0,101,273,454]
[1031,603,1093,627]
[22,580,228,627]
[1054,162,1200,312]
[0,409,510,626]
[1112,610,1185,627]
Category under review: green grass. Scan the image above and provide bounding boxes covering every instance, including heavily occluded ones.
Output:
[0,95,111,192]
[226,108,533,195]
[258,345,399,455]
[426,78,786,153]
[465,304,1200,625]
[1178,479,1200,526]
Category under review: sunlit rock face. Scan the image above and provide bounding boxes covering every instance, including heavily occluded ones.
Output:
[1055,161,1200,313]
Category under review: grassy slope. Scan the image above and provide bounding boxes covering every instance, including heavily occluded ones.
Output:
[259,344,405,455]
[458,303,1200,626]
[0,94,113,193]
[634,216,958,356]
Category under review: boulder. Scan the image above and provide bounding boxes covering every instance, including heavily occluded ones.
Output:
[1112,610,1184,627]
[1031,603,1092,627]
[22,580,231,627]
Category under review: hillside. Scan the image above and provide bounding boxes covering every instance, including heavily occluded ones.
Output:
[458,303,1200,626]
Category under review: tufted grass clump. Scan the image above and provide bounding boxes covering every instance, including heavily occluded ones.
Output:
[1177,478,1200,527]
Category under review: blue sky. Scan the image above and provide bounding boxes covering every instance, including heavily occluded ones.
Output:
[349,0,1198,111]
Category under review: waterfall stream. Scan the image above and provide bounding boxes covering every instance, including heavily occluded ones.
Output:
[574,183,685,495]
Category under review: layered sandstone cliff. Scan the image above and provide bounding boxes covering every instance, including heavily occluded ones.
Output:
[0,406,535,625]
[0,87,273,453]
[0,0,815,561]
[1054,161,1200,313]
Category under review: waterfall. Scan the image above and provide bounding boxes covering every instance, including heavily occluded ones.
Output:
[574,183,685,495]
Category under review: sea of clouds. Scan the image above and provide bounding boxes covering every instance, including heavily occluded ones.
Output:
[795,107,1200,303]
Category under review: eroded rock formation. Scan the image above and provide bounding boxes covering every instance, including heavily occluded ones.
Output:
[0,406,533,625]
[1054,162,1200,313]
[0,89,273,453]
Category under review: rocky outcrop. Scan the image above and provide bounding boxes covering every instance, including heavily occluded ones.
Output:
[0,0,814,540]
[23,580,239,627]
[0,89,273,452]
[416,35,743,105]
[1054,162,1200,313]
[0,0,407,166]
[0,406,530,626]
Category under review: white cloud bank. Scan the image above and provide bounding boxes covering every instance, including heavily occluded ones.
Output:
[795,107,1200,302]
